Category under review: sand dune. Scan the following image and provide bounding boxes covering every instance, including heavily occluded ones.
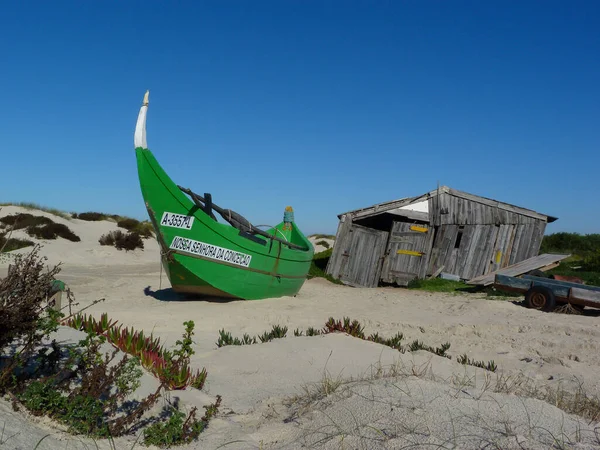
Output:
[1,206,600,449]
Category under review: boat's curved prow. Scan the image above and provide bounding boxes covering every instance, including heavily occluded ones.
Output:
[134,90,149,149]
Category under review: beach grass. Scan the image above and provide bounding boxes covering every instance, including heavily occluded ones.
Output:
[407,278,471,293]
[308,248,343,284]
[0,202,71,220]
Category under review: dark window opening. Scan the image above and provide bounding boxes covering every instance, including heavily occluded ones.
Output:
[455,227,464,249]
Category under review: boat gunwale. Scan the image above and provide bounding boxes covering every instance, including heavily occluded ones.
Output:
[137,147,314,261]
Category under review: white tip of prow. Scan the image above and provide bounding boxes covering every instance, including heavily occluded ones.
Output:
[134,90,149,149]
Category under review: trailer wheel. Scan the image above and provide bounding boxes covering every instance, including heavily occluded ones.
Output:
[525,286,556,312]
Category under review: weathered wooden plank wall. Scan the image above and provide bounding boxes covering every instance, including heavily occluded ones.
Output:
[325,214,353,280]
[427,192,549,280]
[427,225,458,275]
[431,193,541,226]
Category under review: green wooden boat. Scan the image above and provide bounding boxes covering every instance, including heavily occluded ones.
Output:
[133,91,314,300]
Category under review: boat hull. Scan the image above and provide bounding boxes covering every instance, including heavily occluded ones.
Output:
[136,147,314,300]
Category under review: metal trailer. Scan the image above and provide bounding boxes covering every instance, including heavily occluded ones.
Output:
[493,274,600,312]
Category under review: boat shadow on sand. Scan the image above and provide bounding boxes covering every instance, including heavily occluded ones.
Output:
[143,286,238,303]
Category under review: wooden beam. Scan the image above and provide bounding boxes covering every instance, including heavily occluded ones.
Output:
[467,253,571,286]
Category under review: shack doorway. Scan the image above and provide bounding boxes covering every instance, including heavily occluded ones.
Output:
[381,222,433,286]
[337,223,389,287]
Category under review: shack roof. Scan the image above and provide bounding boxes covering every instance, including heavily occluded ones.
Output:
[338,185,558,223]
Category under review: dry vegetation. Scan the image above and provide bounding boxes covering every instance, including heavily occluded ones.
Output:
[0,202,71,220]
[0,212,80,255]
[99,230,145,251]
[0,246,220,447]
[74,211,154,238]
[283,360,600,450]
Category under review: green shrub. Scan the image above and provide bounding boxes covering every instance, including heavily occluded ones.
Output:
[99,230,144,251]
[457,354,497,372]
[117,218,154,238]
[0,214,80,242]
[308,248,343,284]
[143,396,222,448]
[26,223,81,242]
[541,232,600,257]
[76,212,108,221]
[117,218,140,231]
[583,251,600,272]
[541,232,600,285]
[0,234,34,252]
[0,213,53,230]
[15,331,158,438]
[135,221,154,238]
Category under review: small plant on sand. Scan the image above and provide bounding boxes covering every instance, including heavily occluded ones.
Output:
[0,233,34,252]
[305,327,322,336]
[158,320,199,389]
[408,340,452,359]
[217,325,289,347]
[75,212,110,221]
[368,331,405,351]
[0,213,80,242]
[457,354,497,372]
[16,331,158,437]
[99,230,144,251]
[323,317,365,338]
[142,395,222,448]
[0,213,54,230]
[63,315,207,390]
[216,329,257,347]
[26,223,81,242]
[117,218,154,238]
[258,324,288,343]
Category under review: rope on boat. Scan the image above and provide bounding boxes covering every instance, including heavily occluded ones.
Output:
[177,185,307,251]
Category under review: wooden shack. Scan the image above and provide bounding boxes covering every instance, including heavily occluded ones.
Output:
[325,186,557,287]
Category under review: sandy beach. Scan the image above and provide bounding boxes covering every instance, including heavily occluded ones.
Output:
[2,206,600,449]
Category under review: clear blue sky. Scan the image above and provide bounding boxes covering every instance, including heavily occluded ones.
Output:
[1,1,598,235]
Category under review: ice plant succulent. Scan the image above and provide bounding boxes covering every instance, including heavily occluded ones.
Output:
[61,313,207,390]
